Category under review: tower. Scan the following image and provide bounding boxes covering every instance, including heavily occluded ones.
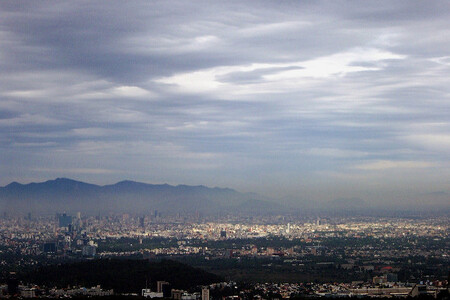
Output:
[202,287,210,300]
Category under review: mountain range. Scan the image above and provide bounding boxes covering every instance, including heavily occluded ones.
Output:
[3,178,445,215]
[0,178,282,214]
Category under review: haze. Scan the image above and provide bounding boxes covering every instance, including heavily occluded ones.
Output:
[1,1,449,208]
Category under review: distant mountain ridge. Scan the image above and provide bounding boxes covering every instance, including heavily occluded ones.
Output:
[0,178,282,214]
[329,197,368,207]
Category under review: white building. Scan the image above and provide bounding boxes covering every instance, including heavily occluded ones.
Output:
[142,288,163,298]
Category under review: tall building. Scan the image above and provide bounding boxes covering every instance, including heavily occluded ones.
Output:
[7,272,18,296]
[157,281,169,293]
[162,283,172,298]
[201,287,210,300]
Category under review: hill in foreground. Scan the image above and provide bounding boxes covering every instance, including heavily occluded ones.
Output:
[21,259,223,293]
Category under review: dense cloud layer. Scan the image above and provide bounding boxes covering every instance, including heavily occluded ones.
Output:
[1,1,449,207]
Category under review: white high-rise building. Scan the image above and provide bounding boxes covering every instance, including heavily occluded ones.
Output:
[201,287,210,300]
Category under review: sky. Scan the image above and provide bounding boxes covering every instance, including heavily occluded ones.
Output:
[0,1,449,207]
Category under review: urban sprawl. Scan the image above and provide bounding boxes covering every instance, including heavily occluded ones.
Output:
[0,213,448,298]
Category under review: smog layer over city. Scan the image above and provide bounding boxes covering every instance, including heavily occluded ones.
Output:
[0,1,449,299]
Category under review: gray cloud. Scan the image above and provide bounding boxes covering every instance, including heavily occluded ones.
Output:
[0,1,449,207]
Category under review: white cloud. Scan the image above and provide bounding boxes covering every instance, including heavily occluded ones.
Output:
[265,48,404,80]
[71,128,118,137]
[111,85,154,98]
[155,47,405,97]
[404,134,450,152]
[12,142,58,147]
[306,148,368,158]
[238,21,311,37]
[31,167,116,175]
[354,160,435,171]
[120,34,221,55]
[0,113,64,126]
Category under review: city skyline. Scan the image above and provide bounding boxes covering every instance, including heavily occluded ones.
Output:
[1,1,449,207]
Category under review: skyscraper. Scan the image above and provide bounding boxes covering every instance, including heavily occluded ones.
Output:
[202,287,210,300]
